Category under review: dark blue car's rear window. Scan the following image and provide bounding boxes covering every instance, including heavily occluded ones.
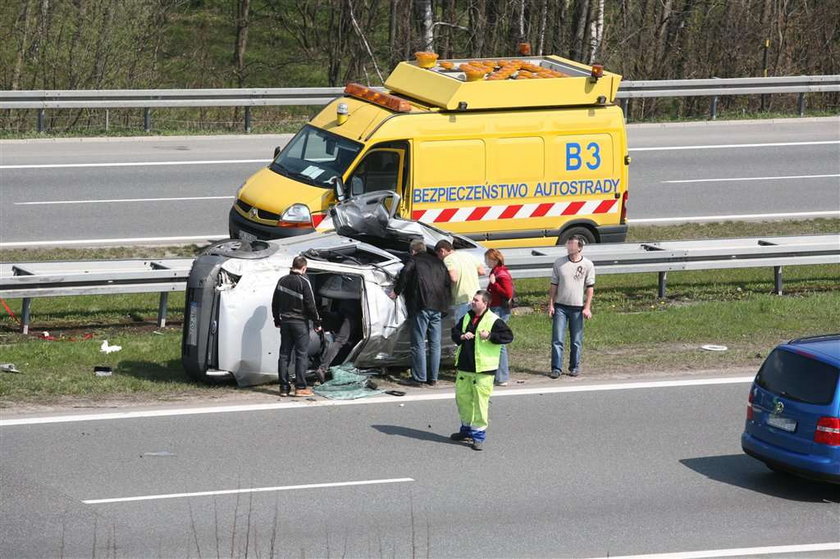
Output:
[756,348,839,405]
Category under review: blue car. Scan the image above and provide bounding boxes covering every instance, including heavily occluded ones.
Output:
[742,334,840,483]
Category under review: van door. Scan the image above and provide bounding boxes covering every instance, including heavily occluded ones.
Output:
[346,141,408,200]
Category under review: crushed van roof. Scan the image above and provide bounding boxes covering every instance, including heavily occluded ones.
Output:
[385,55,621,111]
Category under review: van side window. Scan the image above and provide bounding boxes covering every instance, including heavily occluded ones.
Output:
[348,141,408,197]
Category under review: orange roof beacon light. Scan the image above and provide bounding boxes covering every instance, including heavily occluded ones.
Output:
[415,51,439,69]
[517,42,532,56]
[344,83,411,112]
[590,63,604,81]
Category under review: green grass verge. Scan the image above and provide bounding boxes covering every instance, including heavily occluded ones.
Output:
[1,219,837,405]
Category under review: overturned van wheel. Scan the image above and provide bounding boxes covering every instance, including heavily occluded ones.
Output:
[201,238,278,260]
[557,226,596,246]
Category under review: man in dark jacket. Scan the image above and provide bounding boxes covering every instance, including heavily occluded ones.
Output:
[391,239,451,386]
[271,255,321,397]
[450,290,514,450]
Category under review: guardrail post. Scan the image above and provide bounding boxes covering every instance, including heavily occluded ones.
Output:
[621,98,630,122]
[105,109,110,132]
[157,292,169,328]
[773,266,783,295]
[244,107,252,133]
[21,298,32,335]
[710,96,718,120]
[657,272,667,298]
[143,108,151,133]
[797,93,806,117]
[37,109,46,133]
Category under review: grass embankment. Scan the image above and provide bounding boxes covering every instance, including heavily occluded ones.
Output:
[1,219,838,406]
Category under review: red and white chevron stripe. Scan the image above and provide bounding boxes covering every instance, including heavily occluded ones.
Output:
[411,198,618,224]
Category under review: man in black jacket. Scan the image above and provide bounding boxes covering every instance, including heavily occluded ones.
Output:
[391,239,451,386]
[271,255,321,397]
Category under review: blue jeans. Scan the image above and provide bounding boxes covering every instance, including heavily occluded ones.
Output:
[410,309,442,382]
[551,304,584,372]
[453,302,470,325]
[490,306,511,383]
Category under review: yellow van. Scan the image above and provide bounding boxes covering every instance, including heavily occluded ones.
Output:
[229,55,629,247]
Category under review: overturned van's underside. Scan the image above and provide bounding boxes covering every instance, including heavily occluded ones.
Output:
[183,192,484,386]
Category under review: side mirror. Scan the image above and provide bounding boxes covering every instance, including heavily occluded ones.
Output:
[273,146,282,159]
[350,176,364,196]
[329,176,346,202]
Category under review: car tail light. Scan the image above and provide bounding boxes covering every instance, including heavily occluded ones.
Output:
[815,417,840,446]
[620,190,628,224]
[746,388,754,420]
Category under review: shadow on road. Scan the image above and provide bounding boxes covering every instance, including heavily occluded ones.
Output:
[680,454,840,503]
[372,424,462,446]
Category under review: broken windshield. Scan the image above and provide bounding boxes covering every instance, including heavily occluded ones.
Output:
[270,125,363,188]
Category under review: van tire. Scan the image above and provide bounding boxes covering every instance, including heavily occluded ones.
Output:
[557,226,596,246]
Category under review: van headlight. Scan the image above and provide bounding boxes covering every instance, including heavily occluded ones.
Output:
[281,204,311,224]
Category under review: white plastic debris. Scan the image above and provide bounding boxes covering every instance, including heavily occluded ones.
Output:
[100,340,122,354]
[0,363,21,373]
[701,344,728,352]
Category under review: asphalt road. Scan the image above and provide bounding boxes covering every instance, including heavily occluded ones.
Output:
[2,379,839,558]
[0,118,838,245]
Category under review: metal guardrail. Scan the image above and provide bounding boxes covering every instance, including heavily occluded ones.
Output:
[2,235,838,334]
[2,75,837,130]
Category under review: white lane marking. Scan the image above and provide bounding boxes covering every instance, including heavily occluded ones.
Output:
[0,159,268,169]
[15,196,234,206]
[0,376,753,427]
[2,141,836,169]
[663,173,840,184]
[630,210,840,224]
[83,477,414,505]
[0,234,227,249]
[630,140,840,151]
[596,541,840,559]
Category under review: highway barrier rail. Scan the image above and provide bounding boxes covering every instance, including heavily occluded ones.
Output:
[1,234,838,334]
[2,75,838,132]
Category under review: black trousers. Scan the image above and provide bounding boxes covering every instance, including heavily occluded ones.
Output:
[278,319,310,390]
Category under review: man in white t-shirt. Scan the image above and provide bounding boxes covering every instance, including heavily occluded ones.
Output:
[435,240,486,322]
[547,235,595,378]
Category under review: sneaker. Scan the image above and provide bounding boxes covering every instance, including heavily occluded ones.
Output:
[568,369,581,377]
[550,369,562,379]
[450,432,472,442]
[427,380,438,387]
[471,441,484,451]
[294,387,313,397]
[495,381,509,386]
[398,378,425,387]
[280,388,291,397]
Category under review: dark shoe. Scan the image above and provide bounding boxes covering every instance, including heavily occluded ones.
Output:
[450,432,472,442]
[471,441,484,451]
[280,388,291,397]
[398,378,424,387]
[295,387,313,397]
[568,369,581,377]
[315,366,327,384]
[427,380,438,387]
[550,369,562,379]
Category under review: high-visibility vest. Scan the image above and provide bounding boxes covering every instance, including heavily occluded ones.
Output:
[455,309,502,372]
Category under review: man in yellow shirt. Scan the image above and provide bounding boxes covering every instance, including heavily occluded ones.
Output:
[435,240,486,322]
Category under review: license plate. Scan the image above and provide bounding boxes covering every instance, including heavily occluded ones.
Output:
[767,415,797,432]
[238,230,257,242]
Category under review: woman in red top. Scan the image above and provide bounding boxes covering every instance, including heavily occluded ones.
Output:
[484,248,514,385]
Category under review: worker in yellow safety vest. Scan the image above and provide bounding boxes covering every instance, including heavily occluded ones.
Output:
[450,289,514,451]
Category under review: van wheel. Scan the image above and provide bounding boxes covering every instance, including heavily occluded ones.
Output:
[557,227,596,246]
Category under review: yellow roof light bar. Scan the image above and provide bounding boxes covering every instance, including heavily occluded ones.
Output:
[384,55,622,111]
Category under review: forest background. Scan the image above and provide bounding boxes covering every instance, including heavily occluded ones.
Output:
[2,0,838,133]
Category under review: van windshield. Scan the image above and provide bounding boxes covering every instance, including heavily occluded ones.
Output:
[756,348,839,405]
[270,125,363,188]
